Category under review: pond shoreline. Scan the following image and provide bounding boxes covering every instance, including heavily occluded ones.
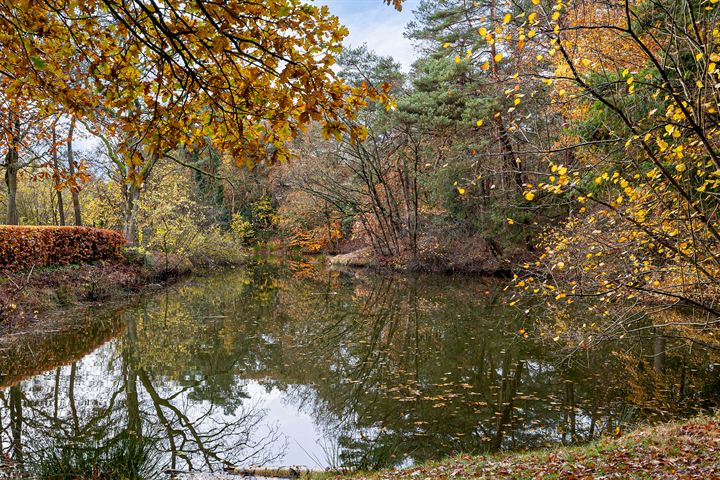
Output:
[0,255,207,337]
[325,244,524,277]
[0,250,517,338]
[332,414,720,479]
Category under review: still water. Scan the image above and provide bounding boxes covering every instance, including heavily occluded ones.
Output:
[0,260,718,478]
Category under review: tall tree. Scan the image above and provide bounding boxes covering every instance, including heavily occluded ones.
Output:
[66,117,82,226]
[50,117,66,226]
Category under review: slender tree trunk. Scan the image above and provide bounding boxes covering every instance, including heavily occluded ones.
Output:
[66,117,82,226]
[4,151,18,225]
[653,333,666,373]
[52,121,65,226]
[4,118,20,225]
[487,0,523,194]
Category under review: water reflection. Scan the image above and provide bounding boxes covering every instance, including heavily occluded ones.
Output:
[0,261,718,477]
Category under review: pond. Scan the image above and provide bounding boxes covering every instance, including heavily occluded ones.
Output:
[1,260,718,478]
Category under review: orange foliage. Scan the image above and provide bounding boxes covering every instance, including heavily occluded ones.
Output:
[288,221,343,254]
[0,226,126,272]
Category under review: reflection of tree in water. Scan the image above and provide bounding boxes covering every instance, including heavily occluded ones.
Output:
[266,274,720,470]
[0,307,286,477]
[101,267,720,471]
[1,265,718,475]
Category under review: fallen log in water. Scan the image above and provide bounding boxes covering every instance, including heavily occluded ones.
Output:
[164,466,322,479]
[223,466,315,478]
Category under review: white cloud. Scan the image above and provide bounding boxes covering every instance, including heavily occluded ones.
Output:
[314,0,421,71]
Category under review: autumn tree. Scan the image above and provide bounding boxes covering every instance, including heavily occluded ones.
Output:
[489,0,720,343]
[0,1,387,234]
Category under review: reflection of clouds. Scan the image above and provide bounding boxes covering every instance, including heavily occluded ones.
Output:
[3,267,719,476]
[0,341,288,476]
[244,383,322,468]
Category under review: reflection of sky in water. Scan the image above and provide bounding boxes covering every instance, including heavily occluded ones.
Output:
[12,344,330,469]
[243,382,325,467]
[1,268,718,477]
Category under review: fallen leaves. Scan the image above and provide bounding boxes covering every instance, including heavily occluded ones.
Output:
[335,416,720,479]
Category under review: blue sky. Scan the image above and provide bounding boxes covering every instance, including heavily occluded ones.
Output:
[314,0,422,70]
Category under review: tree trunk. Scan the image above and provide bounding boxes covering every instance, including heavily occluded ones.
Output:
[66,117,82,226]
[653,334,666,373]
[123,184,141,244]
[4,117,20,225]
[4,151,18,225]
[494,115,523,193]
[52,121,65,226]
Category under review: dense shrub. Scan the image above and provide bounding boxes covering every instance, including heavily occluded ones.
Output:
[0,226,126,272]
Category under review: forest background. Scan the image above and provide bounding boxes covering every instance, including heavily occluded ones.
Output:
[2,0,720,339]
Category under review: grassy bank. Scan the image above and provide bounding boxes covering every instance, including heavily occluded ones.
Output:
[332,415,719,480]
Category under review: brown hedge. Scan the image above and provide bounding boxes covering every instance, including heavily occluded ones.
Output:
[0,226,126,272]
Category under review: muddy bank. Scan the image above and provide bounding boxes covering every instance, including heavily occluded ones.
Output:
[0,253,199,335]
[328,233,527,276]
